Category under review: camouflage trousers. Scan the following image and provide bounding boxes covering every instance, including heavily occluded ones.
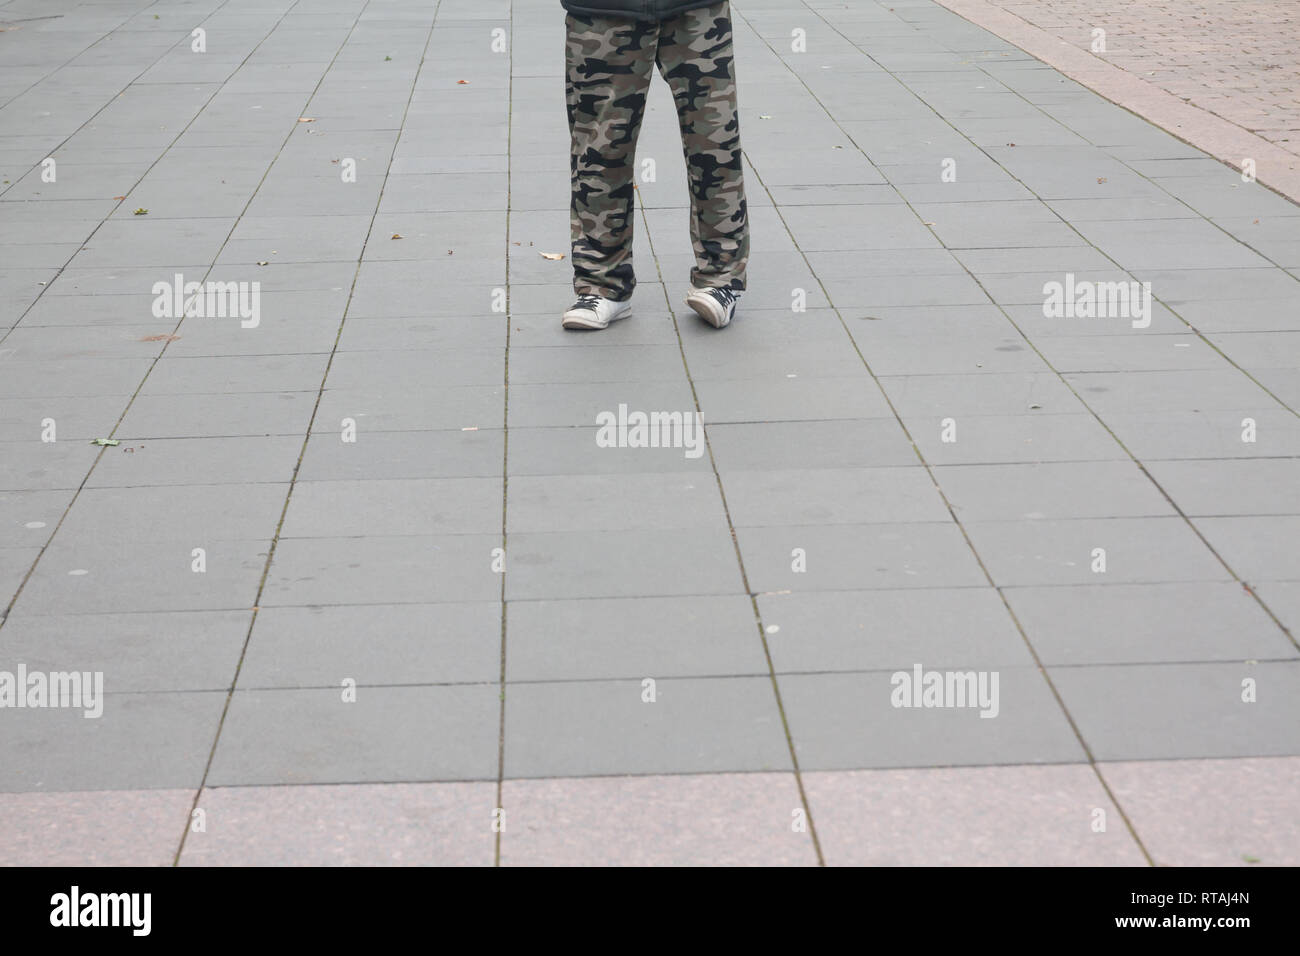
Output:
[566,1,750,301]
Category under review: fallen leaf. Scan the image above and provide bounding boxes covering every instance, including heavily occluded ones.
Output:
[391,233,403,239]
[112,195,126,200]
[90,438,120,446]
[133,208,148,215]
[257,260,269,266]
[457,80,470,85]
[759,114,773,119]
[1096,177,1107,184]
[540,252,565,260]
[298,117,315,123]
[140,334,180,342]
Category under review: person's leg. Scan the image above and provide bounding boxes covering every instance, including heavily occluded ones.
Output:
[654,1,749,294]
[566,12,658,302]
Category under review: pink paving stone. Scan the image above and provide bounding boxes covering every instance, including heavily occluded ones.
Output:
[1100,757,1300,867]
[500,773,818,866]
[934,0,1300,201]
[0,789,193,866]
[802,765,1146,866]
[178,782,496,866]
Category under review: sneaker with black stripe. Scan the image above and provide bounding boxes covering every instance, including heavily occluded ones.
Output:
[562,292,632,330]
[685,286,740,328]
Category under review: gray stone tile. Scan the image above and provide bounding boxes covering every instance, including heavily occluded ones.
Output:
[779,203,940,251]
[0,691,224,792]
[694,375,893,423]
[759,586,1033,673]
[935,460,1174,520]
[723,466,949,526]
[507,344,684,384]
[962,516,1231,586]
[297,428,502,480]
[138,354,330,396]
[1052,662,1300,760]
[707,419,919,470]
[1146,458,1300,516]
[116,390,318,439]
[0,357,154,398]
[239,602,502,689]
[1003,300,1189,337]
[208,685,500,785]
[1254,582,1300,637]
[506,380,698,429]
[1005,583,1296,665]
[336,316,504,352]
[85,435,302,487]
[504,528,741,600]
[1065,369,1280,414]
[0,438,97,491]
[503,677,792,778]
[1032,333,1228,372]
[904,412,1126,464]
[1104,409,1300,460]
[283,477,503,537]
[14,535,269,614]
[506,595,766,681]
[737,521,986,592]
[883,371,1089,417]
[1194,516,1300,582]
[55,483,286,543]
[0,609,249,692]
[507,473,725,534]
[314,384,504,433]
[262,534,502,607]
[1207,331,1300,370]
[779,668,1085,770]
[854,334,1050,375]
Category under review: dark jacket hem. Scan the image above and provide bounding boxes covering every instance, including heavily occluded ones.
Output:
[561,0,722,22]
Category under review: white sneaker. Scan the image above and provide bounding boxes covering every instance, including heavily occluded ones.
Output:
[685,286,740,328]
[562,293,632,330]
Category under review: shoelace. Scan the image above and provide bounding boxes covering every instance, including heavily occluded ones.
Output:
[710,287,737,308]
[574,293,602,309]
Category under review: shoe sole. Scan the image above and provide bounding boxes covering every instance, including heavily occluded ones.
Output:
[562,304,632,331]
[686,294,731,329]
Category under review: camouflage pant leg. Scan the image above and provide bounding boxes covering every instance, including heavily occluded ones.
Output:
[566,13,658,301]
[656,1,749,292]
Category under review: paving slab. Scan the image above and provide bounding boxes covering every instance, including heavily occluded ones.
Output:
[0,789,193,866]
[2,0,1297,867]
[501,773,817,866]
[179,782,497,866]
[1100,756,1300,867]
[804,765,1145,865]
